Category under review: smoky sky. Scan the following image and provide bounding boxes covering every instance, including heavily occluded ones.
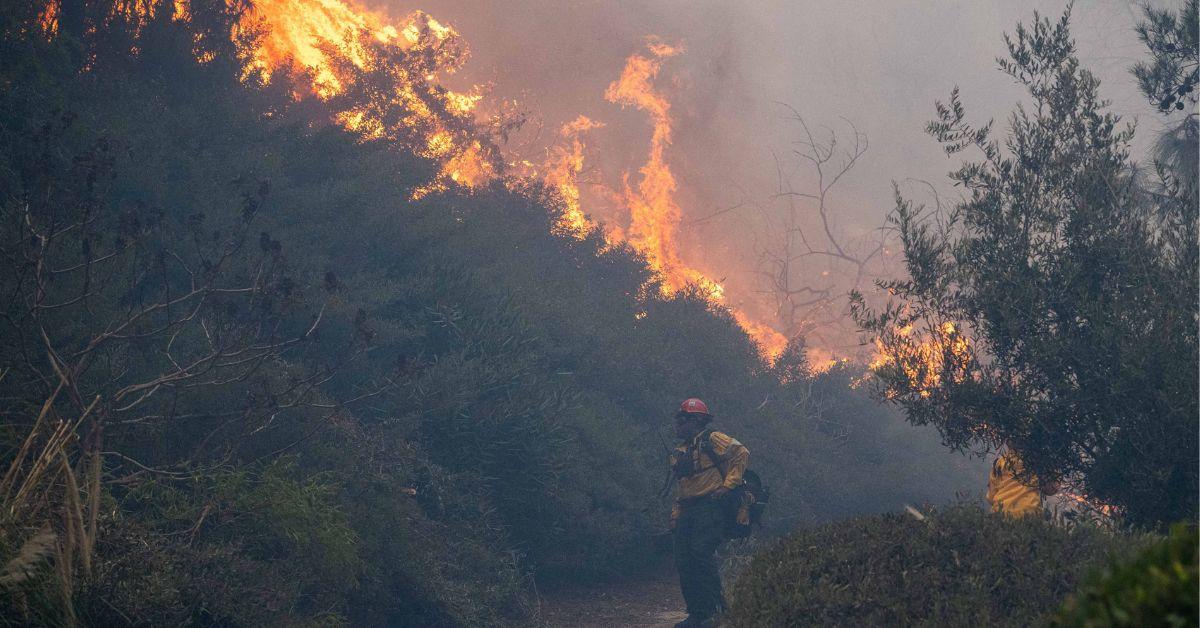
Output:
[372,0,1169,352]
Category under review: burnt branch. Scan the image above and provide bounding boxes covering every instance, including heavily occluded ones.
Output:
[738,108,894,352]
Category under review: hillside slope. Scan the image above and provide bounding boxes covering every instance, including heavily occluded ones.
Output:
[0,3,980,625]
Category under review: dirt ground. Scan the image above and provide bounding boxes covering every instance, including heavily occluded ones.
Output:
[537,567,688,628]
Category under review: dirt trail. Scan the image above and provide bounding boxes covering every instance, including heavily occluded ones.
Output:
[538,568,688,628]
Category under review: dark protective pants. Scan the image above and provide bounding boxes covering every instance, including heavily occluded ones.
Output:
[673,496,727,619]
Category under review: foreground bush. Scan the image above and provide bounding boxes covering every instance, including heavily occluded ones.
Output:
[1054,523,1198,627]
[726,504,1138,627]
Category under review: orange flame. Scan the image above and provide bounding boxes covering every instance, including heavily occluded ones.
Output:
[806,347,843,374]
[99,2,793,361]
[38,0,191,37]
[605,41,693,292]
[734,311,790,359]
[868,321,972,397]
[239,1,493,195]
[38,1,58,35]
[171,0,190,23]
[1056,490,1118,521]
[243,0,408,97]
[543,115,605,237]
[604,41,788,358]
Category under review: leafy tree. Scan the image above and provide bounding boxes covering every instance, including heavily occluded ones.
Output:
[1134,0,1199,198]
[1132,0,1198,115]
[853,7,1198,527]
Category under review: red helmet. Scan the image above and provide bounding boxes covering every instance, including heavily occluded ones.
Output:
[678,398,711,416]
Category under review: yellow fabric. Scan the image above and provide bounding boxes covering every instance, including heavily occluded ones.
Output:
[669,430,749,525]
[987,450,1042,517]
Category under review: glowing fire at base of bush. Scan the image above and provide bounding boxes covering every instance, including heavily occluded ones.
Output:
[1051,490,1119,524]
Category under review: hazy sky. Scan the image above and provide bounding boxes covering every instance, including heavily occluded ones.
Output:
[377,0,1174,350]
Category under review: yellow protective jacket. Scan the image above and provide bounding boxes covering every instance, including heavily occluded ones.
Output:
[987,449,1042,517]
[669,430,749,526]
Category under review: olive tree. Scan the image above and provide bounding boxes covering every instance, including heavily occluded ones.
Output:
[852,7,1198,527]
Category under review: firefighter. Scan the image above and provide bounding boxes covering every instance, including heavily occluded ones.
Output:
[669,398,749,628]
[987,444,1058,517]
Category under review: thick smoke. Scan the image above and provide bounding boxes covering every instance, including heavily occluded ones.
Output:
[370,0,1161,357]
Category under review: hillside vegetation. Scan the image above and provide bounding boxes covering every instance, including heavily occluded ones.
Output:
[0,2,980,625]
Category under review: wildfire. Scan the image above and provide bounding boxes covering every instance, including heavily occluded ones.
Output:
[601,41,789,357]
[86,0,794,361]
[237,0,495,196]
[605,41,693,292]
[229,0,793,359]
[806,348,842,374]
[868,321,972,397]
[37,1,59,34]
[734,311,790,359]
[38,0,191,36]
[243,0,421,97]
[543,115,605,237]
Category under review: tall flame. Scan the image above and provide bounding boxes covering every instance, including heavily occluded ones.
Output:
[605,41,789,358]
[99,0,793,361]
[242,1,452,97]
[604,42,695,292]
[543,115,605,237]
[242,0,400,97]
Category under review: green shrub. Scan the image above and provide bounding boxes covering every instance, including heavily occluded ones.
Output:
[726,503,1139,627]
[73,461,360,626]
[1054,523,1198,627]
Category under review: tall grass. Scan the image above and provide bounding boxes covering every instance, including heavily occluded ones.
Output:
[1,375,104,627]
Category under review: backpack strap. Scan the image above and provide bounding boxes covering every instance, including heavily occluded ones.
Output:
[669,430,733,486]
[695,429,728,481]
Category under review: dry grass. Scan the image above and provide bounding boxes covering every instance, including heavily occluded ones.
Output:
[0,381,104,627]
